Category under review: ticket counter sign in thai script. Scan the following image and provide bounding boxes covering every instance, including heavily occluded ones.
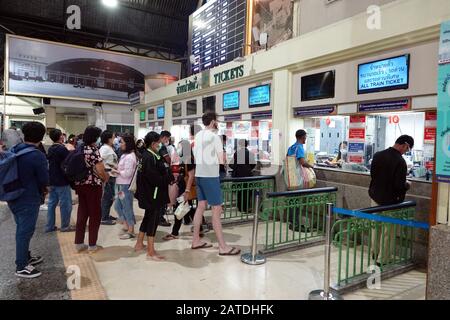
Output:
[358,55,409,94]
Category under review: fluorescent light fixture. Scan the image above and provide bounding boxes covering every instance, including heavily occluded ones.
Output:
[102,0,118,8]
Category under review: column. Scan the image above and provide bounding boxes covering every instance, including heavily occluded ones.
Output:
[44,106,57,129]
[164,99,173,130]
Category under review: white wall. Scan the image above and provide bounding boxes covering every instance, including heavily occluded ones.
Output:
[298,0,397,35]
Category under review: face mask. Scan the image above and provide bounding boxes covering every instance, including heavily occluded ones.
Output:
[340,149,347,154]
[96,137,101,146]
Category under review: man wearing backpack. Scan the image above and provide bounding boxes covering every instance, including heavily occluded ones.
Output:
[46,129,74,233]
[6,122,49,278]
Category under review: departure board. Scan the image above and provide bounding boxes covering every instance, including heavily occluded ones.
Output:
[190,0,247,74]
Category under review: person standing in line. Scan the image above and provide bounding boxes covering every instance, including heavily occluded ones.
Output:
[369,135,414,266]
[220,135,228,180]
[74,126,109,254]
[134,132,170,261]
[1,126,23,151]
[7,122,49,278]
[158,130,173,227]
[115,135,138,240]
[191,112,240,256]
[65,134,76,151]
[99,130,118,225]
[46,129,74,233]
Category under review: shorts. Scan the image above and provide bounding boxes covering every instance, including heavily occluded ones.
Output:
[196,177,223,206]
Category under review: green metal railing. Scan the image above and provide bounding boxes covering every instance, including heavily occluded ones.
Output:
[261,188,337,252]
[221,176,275,224]
[332,202,416,287]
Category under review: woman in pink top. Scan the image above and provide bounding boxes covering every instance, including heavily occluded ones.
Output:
[114,135,138,240]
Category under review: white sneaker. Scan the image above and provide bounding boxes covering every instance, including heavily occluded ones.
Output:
[39,204,48,211]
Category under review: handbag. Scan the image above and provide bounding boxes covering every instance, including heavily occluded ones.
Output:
[301,167,317,189]
[283,145,304,190]
[174,201,192,220]
[128,166,138,193]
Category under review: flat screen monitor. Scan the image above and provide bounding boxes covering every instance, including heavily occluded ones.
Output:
[301,70,335,101]
[249,84,271,108]
[147,109,155,121]
[358,54,410,94]
[223,91,240,111]
[202,96,216,113]
[172,103,182,118]
[157,106,165,119]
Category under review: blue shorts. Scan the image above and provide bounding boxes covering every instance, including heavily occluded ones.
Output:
[196,177,223,206]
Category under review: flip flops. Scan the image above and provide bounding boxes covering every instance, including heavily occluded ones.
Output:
[163,234,179,241]
[191,243,213,250]
[219,247,241,256]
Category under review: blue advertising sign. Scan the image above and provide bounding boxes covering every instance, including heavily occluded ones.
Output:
[348,143,365,154]
[358,55,410,94]
[293,105,336,117]
[436,63,450,181]
[439,20,450,65]
[223,91,240,111]
[358,99,409,113]
[157,106,165,119]
[249,84,271,108]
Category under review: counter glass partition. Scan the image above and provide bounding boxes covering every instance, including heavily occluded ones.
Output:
[304,111,435,182]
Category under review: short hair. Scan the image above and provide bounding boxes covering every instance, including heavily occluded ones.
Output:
[101,130,114,144]
[295,129,307,140]
[190,124,202,137]
[22,122,46,143]
[160,130,171,138]
[396,135,414,149]
[202,112,217,126]
[121,134,136,154]
[49,128,63,143]
[83,126,102,145]
[144,131,161,148]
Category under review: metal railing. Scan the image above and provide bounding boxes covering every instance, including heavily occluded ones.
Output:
[332,201,417,288]
[309,202,429,300]
[221,175,275,226]
[260,187,337,254]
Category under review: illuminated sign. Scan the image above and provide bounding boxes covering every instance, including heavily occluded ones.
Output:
[223,91,240,111]
[214,65,244,85]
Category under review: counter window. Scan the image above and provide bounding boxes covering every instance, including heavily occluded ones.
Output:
[147,109,155,121]
[187,100,197,116]
[308,111,434,181]
[172,103,182,118]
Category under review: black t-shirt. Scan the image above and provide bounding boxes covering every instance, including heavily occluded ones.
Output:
[47,143,70,186]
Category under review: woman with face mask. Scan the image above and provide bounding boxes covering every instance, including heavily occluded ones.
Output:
[331,141,348,167]
[134,131,170,261]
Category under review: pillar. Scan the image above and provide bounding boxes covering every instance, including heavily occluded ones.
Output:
[44,106,57,129]
[164,99,173,130]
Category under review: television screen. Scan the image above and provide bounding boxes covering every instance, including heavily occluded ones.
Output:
[301,70,335,101]
[202,96,216,113]
[147,109,154,121]
[187,100,197,116]
[358,55,410,94]
[172,103,182,118]
[249,84,271,108]
[223,91,240,111]
[157,106,165,119]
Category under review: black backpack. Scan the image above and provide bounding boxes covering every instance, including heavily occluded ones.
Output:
[62,144,89,182]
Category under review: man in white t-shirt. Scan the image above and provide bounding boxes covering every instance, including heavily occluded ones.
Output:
[191,112,241,256]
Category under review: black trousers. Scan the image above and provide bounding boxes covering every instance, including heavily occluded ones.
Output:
[140,208,160,237]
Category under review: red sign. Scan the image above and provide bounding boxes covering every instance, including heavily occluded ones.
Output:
[389,115,400,124]
[425,111,437,121]
[349,128,366,140]
[424,127,436,143]
[349,155,364,163]
[350,115,366,123]
[425,161,435,170]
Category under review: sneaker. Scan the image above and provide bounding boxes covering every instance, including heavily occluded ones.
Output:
[15,265,42,279]
[28,255,43,266]
[101,220,116,226]
[108,216,117,221]
[76,244,88,253]
[119,233,136,240]
[45,226,58,233]
[159,219,171,227]
[60,225,76,233]
[88,245,104,254]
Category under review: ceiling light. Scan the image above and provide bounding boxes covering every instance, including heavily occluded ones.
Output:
[102,0,118,8]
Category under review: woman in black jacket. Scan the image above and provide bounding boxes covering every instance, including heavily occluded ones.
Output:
[134,132,169,261]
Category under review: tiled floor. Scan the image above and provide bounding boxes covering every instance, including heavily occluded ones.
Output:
[74,202,427,300]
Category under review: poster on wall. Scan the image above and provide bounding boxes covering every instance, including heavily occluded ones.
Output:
[6,35,180,104]
[252,0,293,52]
[424,111,437,144]
[439,20,450,64]
[348,115,367,163]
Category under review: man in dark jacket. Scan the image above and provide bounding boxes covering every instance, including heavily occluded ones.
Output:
[368,135,414,266]
[46,129,73,233]
[369,135,414,206]
[8,122,49,279]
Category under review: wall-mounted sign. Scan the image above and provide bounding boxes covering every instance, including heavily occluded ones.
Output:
[424,111,437,144]
[350,115,366,123]
[139,111,146,122]
[358,99,410,113]
[439,20,450,64]
[224,114,242,122]
[348,155,364,164]
[130,91,145,106]
[349,128,366,140]
[436,62,450,182]
[157,106,165,119]
[251,111,272,120]
[213,65,245,85]
[293,105,336,117]
[176,76,200,95]
[358,55,410,94]
[348,143,365,154]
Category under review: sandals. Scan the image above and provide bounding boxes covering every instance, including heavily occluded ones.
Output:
[191,243,213,250]
[219,247,241,256]
[120,233,136,240]
[162,234,179,241]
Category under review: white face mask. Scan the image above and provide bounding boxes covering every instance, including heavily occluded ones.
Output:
[340,149,347,154]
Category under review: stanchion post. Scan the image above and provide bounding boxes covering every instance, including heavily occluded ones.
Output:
[241,191,266,265]
[308,203,343,300]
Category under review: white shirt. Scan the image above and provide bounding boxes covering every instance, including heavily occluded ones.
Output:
[194,129,223,178]
[100,144,118,177]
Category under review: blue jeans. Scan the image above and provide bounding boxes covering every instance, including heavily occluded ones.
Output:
[101,177,116,221]
[8,200,40,270]
[114,185,136,226]
[47,185,73,232]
